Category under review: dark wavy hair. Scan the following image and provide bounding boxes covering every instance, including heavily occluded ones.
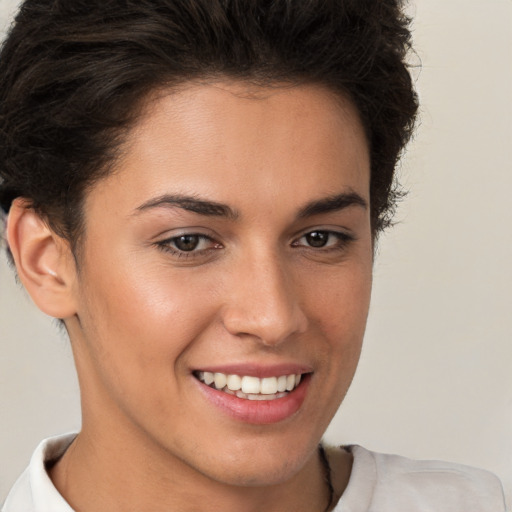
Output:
[0,0,418,254]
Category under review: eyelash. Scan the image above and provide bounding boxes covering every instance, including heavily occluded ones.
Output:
[156,234,220,258]
[156,229,355,259]
[291,230,355,252]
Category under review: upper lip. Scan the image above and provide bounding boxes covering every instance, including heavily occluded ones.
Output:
[192,363,313,378]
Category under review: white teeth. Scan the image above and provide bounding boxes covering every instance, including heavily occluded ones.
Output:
[226,374,242,391]
[195,371,305,399]
[241,376,261,394]
[214,372,227,390]
[261,377,278,395]
[277,375,287,392]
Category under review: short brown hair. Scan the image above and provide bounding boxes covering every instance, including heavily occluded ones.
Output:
[0,0,418,251]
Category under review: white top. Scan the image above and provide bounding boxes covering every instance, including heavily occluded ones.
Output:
[2,434,507,512]
[336,445,506,512]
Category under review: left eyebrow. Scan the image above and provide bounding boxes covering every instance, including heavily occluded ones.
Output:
[297,192,368,219]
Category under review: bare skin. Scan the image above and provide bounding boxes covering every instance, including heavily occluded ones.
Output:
[10,81,371,511]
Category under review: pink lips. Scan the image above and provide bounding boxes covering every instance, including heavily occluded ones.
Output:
[193,365,311,424]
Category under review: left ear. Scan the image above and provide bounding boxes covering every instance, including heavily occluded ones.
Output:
[7,198,78,319]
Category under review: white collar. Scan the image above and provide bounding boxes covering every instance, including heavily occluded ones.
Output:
[2,433,76,512]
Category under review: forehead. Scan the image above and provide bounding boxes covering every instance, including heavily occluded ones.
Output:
[85,81,370,218]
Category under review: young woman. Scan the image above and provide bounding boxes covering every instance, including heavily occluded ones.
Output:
[0,1,506,511]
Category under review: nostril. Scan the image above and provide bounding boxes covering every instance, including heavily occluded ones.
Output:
[222,305,308,347]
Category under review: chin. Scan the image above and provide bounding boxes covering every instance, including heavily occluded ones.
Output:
[181,430,320,488]
[204,454,308,488]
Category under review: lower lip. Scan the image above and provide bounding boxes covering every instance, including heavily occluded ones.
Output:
[195,375,310,424]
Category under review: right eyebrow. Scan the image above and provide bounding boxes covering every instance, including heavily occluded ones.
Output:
[297,191,368,219]
[133,194,239,220]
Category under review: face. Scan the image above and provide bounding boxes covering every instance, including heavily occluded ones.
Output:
[66,82,372,487]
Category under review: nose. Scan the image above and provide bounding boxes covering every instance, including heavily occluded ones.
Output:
[221,252,308,346]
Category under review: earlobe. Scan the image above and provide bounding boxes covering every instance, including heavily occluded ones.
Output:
[7,199,78,319]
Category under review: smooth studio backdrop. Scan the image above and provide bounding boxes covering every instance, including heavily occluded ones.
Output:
[1,0,511,506]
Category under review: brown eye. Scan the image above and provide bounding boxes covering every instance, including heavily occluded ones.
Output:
[173,235,201,251]
[292,229,354,252]
[157,233,222,257]
[305,231,329,247]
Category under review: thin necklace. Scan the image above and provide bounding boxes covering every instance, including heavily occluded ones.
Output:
[318,444,334,512]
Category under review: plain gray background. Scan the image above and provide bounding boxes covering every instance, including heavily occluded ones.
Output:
[1,0,511,506]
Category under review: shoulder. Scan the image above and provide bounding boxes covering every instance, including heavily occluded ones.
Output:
[331,445,507,512]
[2,434,76,512]
[1,466,32,512]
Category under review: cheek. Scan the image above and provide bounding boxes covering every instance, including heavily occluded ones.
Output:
[72,261,226,432]
[303,259,372,384]
[306,262,372,336]
[76,257,220,384]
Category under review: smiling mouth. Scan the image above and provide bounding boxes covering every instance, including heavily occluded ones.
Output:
[194,371,303,401]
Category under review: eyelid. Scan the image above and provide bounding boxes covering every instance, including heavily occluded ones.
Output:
[155,231,223,258]
[153,226,355,261]
[292,227,355,245]
[289,230,357,259]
